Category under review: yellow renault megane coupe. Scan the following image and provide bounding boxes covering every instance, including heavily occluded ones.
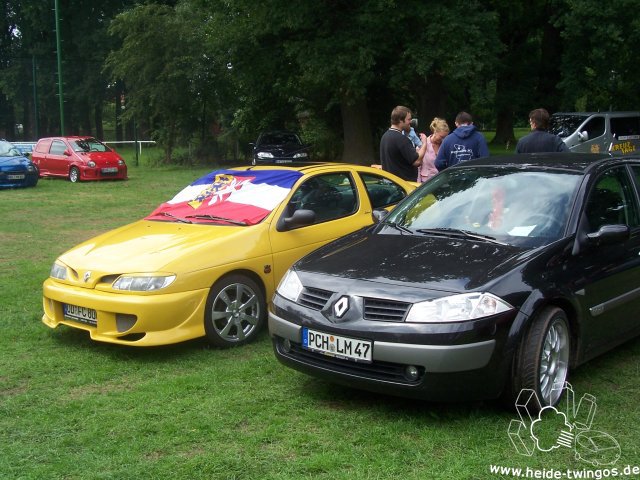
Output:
[42,163,415,347]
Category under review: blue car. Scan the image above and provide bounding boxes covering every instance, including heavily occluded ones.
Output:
[0,140,39,188]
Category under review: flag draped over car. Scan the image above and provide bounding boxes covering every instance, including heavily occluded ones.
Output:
[146,169,303,225]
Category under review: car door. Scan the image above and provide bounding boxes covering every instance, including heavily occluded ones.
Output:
[269,171,372,283]
[32,138,52,174]
[572,165,640,358]
[572,115,607,153]
[48,139,70,176]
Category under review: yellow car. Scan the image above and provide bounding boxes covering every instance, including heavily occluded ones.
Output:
[42,164,416,347]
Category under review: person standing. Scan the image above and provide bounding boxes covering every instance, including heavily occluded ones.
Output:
[516,108,569,153]
[435,111,489,171]
[380,106,428,181]
[417,117,449,183]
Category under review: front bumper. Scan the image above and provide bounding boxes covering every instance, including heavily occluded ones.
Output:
[42,278,208,346]
[79,165,127,181]
[269,296,517,401]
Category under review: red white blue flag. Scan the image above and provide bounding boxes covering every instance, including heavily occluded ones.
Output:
[146,169,303,225]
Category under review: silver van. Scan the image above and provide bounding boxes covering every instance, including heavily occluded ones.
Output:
[549,111,640,154]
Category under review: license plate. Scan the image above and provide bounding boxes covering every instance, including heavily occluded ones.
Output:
[302,327,372,363]
[101,167,118,173]
[63,304,97,326]
[7,174,25,180]
[275,159,293,164]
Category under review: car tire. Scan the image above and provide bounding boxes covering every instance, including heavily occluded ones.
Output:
[204,274,266,348]
[69,166,80,183]
[510,307,571,410]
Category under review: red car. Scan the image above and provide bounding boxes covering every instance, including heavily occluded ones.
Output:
[31,136,127,182]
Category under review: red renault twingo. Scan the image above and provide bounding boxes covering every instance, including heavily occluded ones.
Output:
[32,136,127,182]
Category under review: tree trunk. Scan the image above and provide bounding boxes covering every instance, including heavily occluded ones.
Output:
[491,75,517,149]
[416,72,449,132]
[95,103,104,140]
[340,95,375,165]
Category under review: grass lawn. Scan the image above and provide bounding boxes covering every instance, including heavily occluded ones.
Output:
[1,165,639,479]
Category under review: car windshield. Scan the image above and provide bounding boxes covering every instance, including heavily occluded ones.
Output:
[549,114,589,137]
[259,133,301,145]
[383,166,582,247]
[72,138,111,153]
[0,141,22,156]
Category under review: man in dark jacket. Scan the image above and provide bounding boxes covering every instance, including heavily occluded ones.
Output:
[435,111,489,170]
[380,106,427,181]
[516,108,569,153]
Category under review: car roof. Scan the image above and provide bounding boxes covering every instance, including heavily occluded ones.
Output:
[37,136,95,141]
[552,111,640,116]
[232,162,383,175]
[454,153,640,174]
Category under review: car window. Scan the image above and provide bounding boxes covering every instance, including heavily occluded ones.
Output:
[359,173,407,208]
[384,167,582,247]
[584,168,640,232]
[610,116,640,140]
[0,141,20,156]
[50,140,67,155]
[288,173,357,223]
[259,133,300,145]
[72,138,110,152]
[34,139,51,154]
[582,116,605,140]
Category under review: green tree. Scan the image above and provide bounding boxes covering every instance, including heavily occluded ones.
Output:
[558,0,640,110]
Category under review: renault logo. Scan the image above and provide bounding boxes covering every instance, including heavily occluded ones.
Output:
[83,271,92,283]
[333,296,349,318]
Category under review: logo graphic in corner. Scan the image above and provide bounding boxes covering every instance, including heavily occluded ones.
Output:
[333,296,349,318]
[508,382,621,466]
[83,271,92,283]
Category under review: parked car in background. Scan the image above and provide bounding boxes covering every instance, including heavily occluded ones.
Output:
[0,139,39,188]
[271,153,640,410]
[31,136,127,182]
[251,131,311,165]
[550,111,640,154]
[42,163,415,347]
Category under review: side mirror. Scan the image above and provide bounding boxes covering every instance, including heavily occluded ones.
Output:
[586,224,629,246]
[578,131,589,142]
[63,148,72,156]
[372,208,389,223]
[277,209,316,231]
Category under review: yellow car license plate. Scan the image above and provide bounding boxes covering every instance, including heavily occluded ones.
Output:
[63,304,97,326]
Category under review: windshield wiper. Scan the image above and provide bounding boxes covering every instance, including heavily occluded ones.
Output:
[158,212,192,223]
[383,221,413,235]
[186,214,248,226]
[415,227,507,245]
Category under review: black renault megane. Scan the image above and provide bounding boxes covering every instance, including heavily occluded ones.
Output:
[269,153,640,409]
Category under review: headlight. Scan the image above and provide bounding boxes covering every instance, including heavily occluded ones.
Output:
[50,262,67,280]
[87,161,96,168]
[277,269,303,302]
[27,165,36,172]
[112,275,176,291]
[293,152,308,158]
[257,152,274,158]
[118,159,125,166]
[405,292,513,323]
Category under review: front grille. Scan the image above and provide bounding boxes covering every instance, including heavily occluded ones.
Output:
[280,340,423,385]
[298,287,333,310]
[363,298,410,321]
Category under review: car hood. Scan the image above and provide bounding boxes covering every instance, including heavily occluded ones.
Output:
[0,155,30,167]
[77,151,123,164]
[256,143,306,156]
[58,219,268,273]
[296,229,531,293]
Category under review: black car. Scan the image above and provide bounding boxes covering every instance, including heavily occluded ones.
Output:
[251,131,310,165]
[270,153,640,409]
[0,139,39,188]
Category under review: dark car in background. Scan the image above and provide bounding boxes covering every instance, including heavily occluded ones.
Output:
[270,153,640,410]
[31,136,127,183]
[251,131,310,165]
[0,139,39,188]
